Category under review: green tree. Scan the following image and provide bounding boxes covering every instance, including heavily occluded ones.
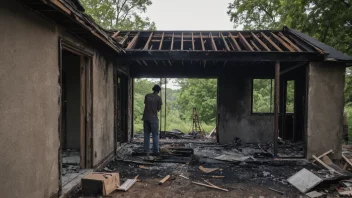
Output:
[80,0,156,30]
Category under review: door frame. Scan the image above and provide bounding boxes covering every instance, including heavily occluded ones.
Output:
[58,38,93,194]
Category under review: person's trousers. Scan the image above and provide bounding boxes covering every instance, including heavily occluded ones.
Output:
[143,120,159,153]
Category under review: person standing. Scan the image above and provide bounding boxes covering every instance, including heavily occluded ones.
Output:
[142,85,162,156]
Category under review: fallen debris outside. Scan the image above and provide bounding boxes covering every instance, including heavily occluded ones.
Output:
[117,175,138,192]
[305,191,325,198]
[159,175,170,185]
[199,166,219,173]
[287,168,323,193]
[179,175,189,180]
[268,187,284,195]
[192,181,229,192]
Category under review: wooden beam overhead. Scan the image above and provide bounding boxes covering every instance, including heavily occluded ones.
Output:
[250,40,261,51]
[126,32,139,49]
[171,32,174,50]
[210,33,218,51]
[120,32,130,46]
[278,32,302,52]
[271,32,295,52]
[192,32,195,50]
[200,32,205,51]
[144,32,153,50]
[112,31,120,38]
[159,32,165,50]
[238,32,253,51]
[251,32,270,51]
[228,32,241,51]
[220,33,230,51]
[260,32,282,52]
[181,32,184,50]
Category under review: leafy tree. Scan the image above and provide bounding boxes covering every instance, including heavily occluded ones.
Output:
[80,0,156,30]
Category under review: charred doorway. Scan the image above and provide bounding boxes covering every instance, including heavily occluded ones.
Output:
[59,45,93,191]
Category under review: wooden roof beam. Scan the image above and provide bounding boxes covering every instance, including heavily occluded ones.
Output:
[250,40,261,51]
[192,32,195,50]
[143,32,153,50]
[200,32,205,51]
[271,32,295,52]
[278,32,302,52]
[171,32,174,50]
[126,32,139,49]
[251,32,270,51]
[238,32,253,51]
[210,33,218,51]
[159,32,165,50]
[181,32,184,50]
[220,32,230,51]
[228,32,241,51]
[120,32,130,46]
[260,32,282,52]
[112,31,120,38]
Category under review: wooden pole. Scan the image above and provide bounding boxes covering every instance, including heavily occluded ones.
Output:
[164,78,167,132]
[274,61,280,157]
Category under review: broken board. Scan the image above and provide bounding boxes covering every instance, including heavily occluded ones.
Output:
[117,179,137,192]
[287,168,323,193]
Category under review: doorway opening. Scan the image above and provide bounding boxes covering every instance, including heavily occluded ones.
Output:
[60,47,93,192]
[133,78,218,141]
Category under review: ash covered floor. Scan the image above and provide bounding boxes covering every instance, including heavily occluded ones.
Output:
[62,149,85,186]
[71,138,344,198]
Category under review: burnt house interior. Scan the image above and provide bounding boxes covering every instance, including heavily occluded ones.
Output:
[112,28,335,158]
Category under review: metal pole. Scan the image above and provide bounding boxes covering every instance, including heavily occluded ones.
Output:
[164,78,167,132]
[274,61,280,157]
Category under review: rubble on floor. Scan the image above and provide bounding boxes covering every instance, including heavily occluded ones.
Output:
[62,149,83,185]
[71,140,352,197]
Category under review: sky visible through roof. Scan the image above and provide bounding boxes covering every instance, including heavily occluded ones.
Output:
[145,0,236,31]
[143,0,235,89]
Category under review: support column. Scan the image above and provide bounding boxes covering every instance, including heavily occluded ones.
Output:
[306,62,345,159]
[274,61,280,157]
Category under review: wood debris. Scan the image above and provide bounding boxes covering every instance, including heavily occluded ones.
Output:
[192,181,228,192]
[179,175,189,180]
[117,175,139,192]
[199,166,219,173]
[159,175,170,185]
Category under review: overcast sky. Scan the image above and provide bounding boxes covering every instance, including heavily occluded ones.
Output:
[145,0,235,30]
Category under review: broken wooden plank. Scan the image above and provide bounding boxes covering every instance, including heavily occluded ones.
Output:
[260,32,282,51]
[238,32,253,51]
[112,31,120,38]
[199,166,219,173]
[143,32,153,50]
[251,32,270,51]
[271,32,295,52]
[117,179,137,191]
[342,154,352,167]
[192,181,228,192]
[159,175,170,184]
[211,176,225,179]
[228,32,241,51]
[312,149,333,163]
[220,33,230,51]
[278,32,302,52]
[312,155,343,175]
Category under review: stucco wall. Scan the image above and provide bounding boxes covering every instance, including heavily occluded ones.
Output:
[0,1,60,197]
[92,54,115,165]
[307,62,345,160]
[218,75,274,144]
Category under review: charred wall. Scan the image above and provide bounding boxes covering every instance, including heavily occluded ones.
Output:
[218,65,275,144]
[307,62,345,159]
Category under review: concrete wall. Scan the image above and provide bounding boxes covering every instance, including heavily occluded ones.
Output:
[62,52,81,149]
[92,54,115,165]
[0,1,60,197]
[307,62,345,159]
[218,74,274,144]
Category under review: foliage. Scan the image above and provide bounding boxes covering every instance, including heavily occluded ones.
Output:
[227,0,352,55]
[80,0,156,30]
[133,79,217,134]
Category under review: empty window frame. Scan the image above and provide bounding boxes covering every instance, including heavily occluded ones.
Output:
[252,79,274,113]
